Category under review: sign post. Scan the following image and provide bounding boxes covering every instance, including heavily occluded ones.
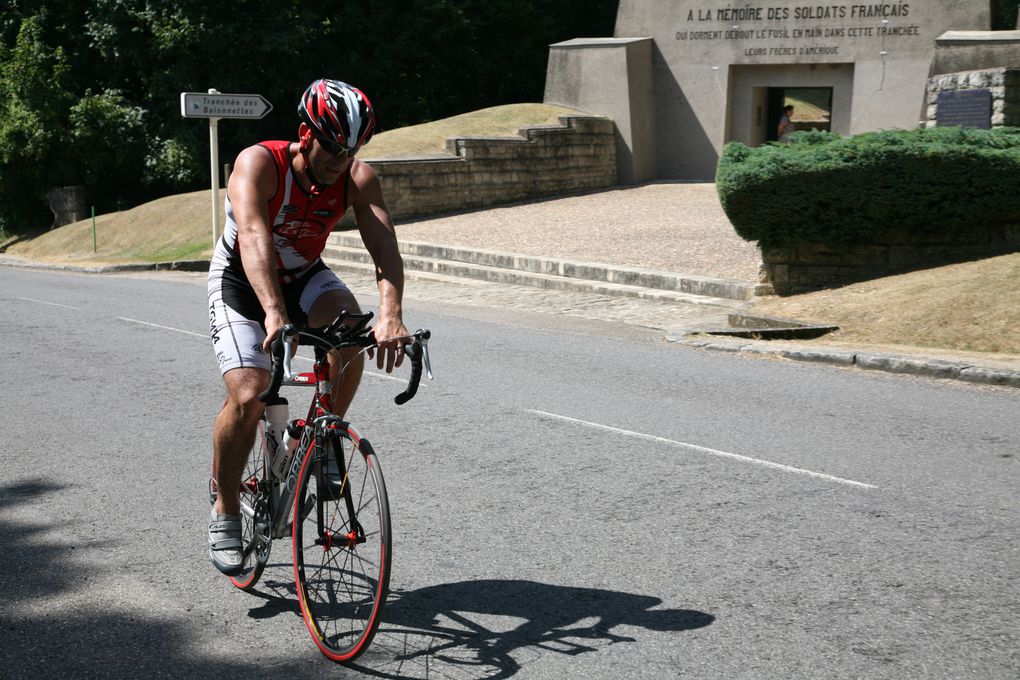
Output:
[180,90,273,248]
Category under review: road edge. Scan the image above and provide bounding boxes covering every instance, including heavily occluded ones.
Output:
[669,334,1020,389]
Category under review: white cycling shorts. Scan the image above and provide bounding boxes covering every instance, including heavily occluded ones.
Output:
[207,263,351,374]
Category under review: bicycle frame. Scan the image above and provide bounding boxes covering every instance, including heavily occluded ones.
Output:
[258,346,349,544]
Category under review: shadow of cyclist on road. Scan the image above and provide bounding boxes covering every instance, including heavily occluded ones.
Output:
[347,579,714,679]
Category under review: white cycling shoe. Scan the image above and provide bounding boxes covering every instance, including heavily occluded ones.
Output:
[208,509,244,576]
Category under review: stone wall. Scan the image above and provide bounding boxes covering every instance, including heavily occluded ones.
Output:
[362,115,616,221]
[930,30,1020,75]
[926,67,1020,127]
[760,223,1020,295]
[544,38,656,184]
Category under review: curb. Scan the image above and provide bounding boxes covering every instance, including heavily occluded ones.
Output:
[668,334,1020,388]
[0,258,209,273]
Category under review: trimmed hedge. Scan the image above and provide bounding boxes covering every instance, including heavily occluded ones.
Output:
[715,127,1020,248]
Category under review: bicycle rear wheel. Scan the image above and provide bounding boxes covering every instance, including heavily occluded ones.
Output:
[293,425,391,663]
[229,419,271,591]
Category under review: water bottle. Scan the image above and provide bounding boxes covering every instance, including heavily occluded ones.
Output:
[275,420,303,479]
[264,399,289,477]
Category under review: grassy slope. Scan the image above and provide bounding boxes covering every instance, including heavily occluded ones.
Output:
[785,91,829,121]
[363,103,582,158]
[8,190,214,263]
[749,251,1020,355]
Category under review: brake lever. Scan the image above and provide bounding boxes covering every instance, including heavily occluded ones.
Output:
[282,325,297,381]
[417,330,433,379]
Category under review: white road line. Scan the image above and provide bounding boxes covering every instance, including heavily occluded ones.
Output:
[115,317,207,338]
[16,297,80,310]
[110,320,407,384]
[526,409,877,490]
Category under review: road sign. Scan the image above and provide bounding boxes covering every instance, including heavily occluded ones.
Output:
[179,92,273,120]
[180,89,274,249]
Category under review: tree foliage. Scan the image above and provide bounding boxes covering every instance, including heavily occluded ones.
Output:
[993,0,1020,30]
[0,0,618,234]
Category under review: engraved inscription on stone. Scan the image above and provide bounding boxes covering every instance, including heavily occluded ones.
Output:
[935,89,992,129]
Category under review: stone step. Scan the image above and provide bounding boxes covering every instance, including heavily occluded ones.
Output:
[322,244,744,309]
[326,232,757,301]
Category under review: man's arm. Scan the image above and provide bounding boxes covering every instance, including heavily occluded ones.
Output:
[349,161,408,372]
[228,146,288,350]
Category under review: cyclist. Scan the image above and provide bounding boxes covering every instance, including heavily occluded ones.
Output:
[206,78,408,575]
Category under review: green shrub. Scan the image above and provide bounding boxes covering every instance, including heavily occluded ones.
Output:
[716,127,1020,248]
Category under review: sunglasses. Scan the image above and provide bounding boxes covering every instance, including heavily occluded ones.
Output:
[314,135,359,158]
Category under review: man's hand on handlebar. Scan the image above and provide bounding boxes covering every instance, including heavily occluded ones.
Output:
[261,309,292,353]
[368,316,409,373]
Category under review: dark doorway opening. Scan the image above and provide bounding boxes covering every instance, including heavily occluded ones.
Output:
[765,87,833,142]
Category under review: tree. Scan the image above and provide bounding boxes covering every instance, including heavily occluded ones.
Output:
[69,90,147,210]
[0,0,619,235]
[0,14,74,232]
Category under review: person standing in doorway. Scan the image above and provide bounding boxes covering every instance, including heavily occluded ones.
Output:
[777,104,797,143]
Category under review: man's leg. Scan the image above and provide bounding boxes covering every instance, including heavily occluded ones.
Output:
[212,367,270,515]
[307,288,363,418]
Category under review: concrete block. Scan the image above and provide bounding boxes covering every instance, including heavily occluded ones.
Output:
[782,349,857,365]
[855,354,964,379]
[958,367,1020,387]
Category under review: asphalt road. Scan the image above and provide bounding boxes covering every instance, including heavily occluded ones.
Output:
[1,268,1017,679]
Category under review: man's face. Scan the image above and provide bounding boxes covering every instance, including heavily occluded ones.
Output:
[307,136,355,184]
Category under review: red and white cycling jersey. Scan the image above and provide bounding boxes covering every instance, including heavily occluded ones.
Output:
[206,141,354,373]
[210,140,352,283]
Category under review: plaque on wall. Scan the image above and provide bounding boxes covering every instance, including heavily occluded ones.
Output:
[935,89,992,129]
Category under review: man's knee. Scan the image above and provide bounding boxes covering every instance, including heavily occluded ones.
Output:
[223,369,269,423]
[308,289,360,328]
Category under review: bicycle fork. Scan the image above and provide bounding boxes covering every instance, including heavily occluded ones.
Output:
[315,426,367,551]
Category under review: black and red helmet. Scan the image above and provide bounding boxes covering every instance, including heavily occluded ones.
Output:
[298,79,376,150]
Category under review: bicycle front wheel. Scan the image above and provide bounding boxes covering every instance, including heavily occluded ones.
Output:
[293,425,392,663]
[229,419,271,591]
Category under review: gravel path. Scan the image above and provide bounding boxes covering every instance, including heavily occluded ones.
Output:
[394,182,762,282]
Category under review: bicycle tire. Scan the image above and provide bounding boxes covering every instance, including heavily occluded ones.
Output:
[229,419,271,591]
[292,425,392,663]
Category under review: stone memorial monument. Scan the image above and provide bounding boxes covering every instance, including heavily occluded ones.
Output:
[545,1,1012,183]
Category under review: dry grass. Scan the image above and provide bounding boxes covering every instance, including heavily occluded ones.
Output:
[363,103,584,159]
[7,190,215,263]
[749,252,1020,355]
[785,90,830,122]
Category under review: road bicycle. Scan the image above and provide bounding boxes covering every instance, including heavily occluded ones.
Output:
[211,311,432,663]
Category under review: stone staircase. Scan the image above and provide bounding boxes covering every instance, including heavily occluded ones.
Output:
[322,232,756,310]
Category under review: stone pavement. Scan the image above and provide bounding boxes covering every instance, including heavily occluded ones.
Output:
[2,182,1018,387]
[394,182,762,282]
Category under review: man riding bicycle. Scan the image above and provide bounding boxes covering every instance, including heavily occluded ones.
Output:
[206,79,408,575]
